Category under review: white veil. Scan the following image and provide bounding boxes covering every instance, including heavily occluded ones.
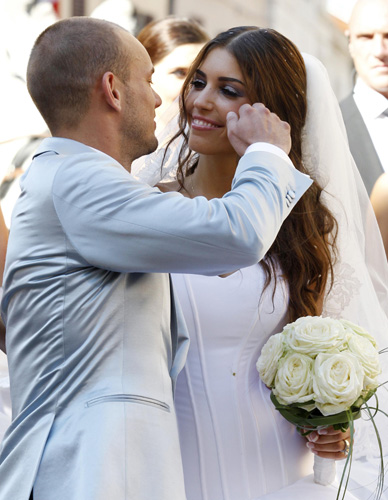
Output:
[131,52,388,462]
[301,54,388,469]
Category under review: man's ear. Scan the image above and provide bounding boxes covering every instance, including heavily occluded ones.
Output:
[345,30,355,57]
[101,72,122,111]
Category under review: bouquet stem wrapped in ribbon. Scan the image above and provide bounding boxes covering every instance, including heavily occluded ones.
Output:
[256,316,385,499]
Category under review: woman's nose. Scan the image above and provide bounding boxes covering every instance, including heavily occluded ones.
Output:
[192,88,214,110]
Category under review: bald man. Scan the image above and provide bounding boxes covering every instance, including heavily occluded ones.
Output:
[0,17,311,500]
[340,0,388,195]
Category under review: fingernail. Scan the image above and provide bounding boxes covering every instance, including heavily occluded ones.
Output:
[308,432,319,442]
[318,428,328,435]
[306,442,315,449]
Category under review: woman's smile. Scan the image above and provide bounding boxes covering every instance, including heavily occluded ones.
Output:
[191,115,223,130]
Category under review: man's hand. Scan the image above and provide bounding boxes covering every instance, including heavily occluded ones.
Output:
[226,103,291,157]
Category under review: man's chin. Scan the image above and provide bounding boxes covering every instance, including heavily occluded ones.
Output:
[129,137,158,163]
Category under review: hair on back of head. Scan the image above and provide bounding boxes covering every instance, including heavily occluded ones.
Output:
[27,17,131,133]
[137,16,209,65]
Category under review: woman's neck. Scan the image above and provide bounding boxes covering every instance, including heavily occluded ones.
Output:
[184,153,238,200]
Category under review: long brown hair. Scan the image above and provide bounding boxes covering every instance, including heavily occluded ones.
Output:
[168,26,337,321]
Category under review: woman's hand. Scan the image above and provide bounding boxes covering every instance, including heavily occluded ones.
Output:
[305,426,352,460]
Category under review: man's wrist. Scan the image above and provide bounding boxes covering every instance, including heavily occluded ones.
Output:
[244,142,293,168]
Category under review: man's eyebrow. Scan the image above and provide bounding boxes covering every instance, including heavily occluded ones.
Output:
[195,69,244,85]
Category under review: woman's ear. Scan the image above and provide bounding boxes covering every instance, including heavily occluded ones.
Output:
[101,71,122,111]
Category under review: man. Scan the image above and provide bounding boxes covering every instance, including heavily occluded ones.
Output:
[340,0,388,195]
[0,17,311,500]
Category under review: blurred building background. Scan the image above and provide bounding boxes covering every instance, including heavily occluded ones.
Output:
[53,0,357,100]
[0,0,357,210]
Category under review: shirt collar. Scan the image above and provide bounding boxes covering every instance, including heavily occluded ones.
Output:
[353,78,388,119]
[34,137,103,157]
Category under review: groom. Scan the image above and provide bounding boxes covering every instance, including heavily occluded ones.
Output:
[0,17,311,500]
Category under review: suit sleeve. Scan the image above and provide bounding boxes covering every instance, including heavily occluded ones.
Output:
[52,149,312,275]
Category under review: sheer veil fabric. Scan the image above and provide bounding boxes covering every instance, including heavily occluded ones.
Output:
[301,54,388,462]
[131,52,388,460]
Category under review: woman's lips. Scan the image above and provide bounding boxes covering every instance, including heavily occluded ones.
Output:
[191,116,222,130]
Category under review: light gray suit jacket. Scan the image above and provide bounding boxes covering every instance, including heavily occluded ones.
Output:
[340,93,384,195]
[0,138,311,500]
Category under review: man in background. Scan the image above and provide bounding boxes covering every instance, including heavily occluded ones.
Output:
[340,0,388,195]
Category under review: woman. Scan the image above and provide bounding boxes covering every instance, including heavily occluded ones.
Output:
[151,27,388,499]
[137,17,209,119]
[371,173,388,258]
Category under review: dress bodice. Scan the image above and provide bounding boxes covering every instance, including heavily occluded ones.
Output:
[173,265,314,500]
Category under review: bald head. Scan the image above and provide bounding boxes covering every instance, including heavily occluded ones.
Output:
[347,0,388,97]
[349,0,388,29]
[27,17,137,133]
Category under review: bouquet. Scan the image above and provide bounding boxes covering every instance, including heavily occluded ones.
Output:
[256,316,384,499]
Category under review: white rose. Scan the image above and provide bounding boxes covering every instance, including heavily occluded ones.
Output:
[347,332,381,387]
[313,352,364,416]
[256,333,284,387]
[283,316,347,356]
[273,352,314,405]
[340,319,379,349]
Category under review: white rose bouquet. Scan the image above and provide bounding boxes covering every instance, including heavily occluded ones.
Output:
[256,316,384,499]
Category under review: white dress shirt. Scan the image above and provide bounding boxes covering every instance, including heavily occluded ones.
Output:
[353,78,388,172]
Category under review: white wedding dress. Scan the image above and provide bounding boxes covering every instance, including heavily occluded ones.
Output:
[132,52,388,500]
[173,265,382,500]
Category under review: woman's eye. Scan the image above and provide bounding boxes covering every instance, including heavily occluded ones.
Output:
[190,78,206,89]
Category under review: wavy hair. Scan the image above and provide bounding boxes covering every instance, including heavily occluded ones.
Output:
[166,26,338,321]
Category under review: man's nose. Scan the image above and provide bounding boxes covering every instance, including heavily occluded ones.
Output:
[154,89,162,109]
[371,34,388,57]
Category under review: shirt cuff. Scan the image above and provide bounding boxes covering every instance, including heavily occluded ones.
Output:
[244,143,293,168]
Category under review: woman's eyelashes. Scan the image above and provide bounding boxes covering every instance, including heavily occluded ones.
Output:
[190,78,244,98]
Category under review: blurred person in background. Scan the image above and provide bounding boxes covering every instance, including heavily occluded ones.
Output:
[340,0,388,195]
[137,17,209,120]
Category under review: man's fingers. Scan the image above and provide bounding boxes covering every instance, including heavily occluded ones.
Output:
[226,111,238,124]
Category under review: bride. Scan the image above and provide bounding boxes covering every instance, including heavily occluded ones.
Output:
[134,26,388,500]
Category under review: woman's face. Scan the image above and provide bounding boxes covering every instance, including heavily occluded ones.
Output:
[152,43,204,118]
[185,47,251,156]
